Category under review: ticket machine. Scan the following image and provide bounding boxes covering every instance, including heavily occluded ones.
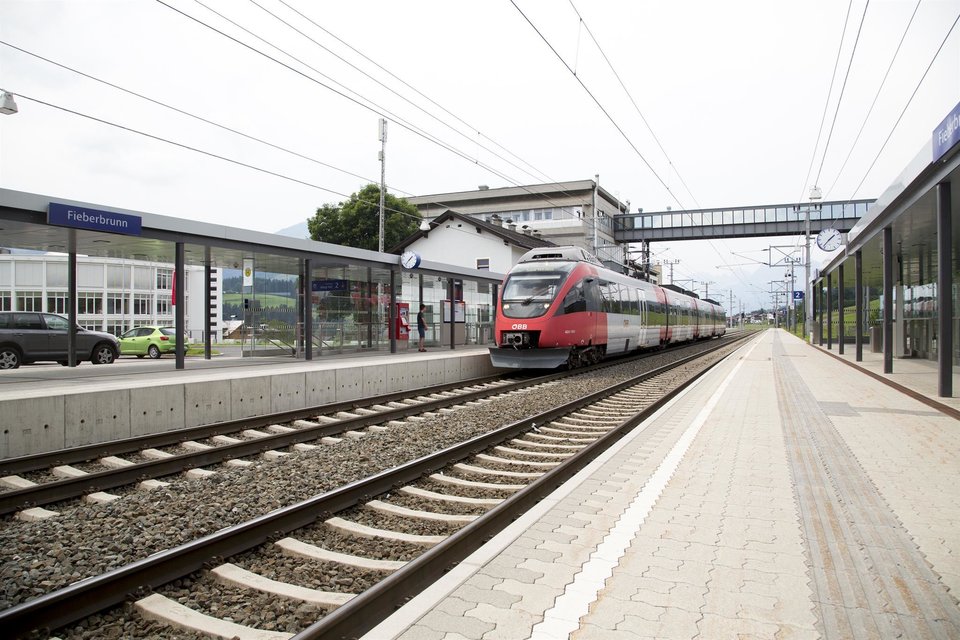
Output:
[392,302,410,341]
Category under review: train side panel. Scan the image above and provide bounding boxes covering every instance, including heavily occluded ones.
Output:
[490,246,727,369]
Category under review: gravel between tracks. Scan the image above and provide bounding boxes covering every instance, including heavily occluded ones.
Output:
[0,341,736,638]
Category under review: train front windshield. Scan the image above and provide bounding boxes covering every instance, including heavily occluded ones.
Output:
[500,268,571,319]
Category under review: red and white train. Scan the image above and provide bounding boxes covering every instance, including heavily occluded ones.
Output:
[490,246,726,369]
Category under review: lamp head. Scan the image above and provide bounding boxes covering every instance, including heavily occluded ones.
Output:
[0,91,18,115]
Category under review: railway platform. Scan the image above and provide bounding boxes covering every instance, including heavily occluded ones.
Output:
[0,346,496,459]
[369,328,960,639]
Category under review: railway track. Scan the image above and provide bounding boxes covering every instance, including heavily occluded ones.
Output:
[0,374,525,518]
[0,336,740,518]
[0,332,751,638]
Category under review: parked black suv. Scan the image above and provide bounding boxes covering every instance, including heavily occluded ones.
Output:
[0,312,120,369]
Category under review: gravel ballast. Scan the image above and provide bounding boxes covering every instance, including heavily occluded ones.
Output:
[0,340,738,638]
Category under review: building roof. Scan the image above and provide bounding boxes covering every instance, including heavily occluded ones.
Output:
[392,210,557,252]
[406,179,627,213]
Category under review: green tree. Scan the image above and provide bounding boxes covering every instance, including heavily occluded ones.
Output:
[307,184,422,251]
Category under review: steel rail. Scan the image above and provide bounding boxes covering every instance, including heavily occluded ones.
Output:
[0,333,751,638]
[0,338,739,514]
[0,373,555,515]
[0,373,512,475]
[1,333,742,476]
[292,333,754,639]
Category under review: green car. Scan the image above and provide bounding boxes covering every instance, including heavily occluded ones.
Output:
[119,326,179,359]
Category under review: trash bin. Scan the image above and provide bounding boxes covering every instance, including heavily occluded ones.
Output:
[870,326,882,352]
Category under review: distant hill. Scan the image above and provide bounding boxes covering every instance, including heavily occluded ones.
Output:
[275,220,309,239]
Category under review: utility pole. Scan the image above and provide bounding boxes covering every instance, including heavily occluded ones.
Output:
[378,118,387,253]
[657,259,680,285]
[805,186,822,342]
[703,281,713,299]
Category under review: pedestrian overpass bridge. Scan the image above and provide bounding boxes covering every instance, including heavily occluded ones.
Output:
[613,199,875,242]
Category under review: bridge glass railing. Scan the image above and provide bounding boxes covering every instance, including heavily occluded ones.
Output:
[615,200,874,231]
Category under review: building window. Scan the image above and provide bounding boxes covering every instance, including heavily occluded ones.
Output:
[157,268,173,290]
[77,291,103,315]
[106,323,126,337]
[0,292,11,311]
[16,290,42,311]
[133,293,151,315]
[47,292,70,314]
[476,258,490,270]
[156,297,172,315]
[106,293,129,315]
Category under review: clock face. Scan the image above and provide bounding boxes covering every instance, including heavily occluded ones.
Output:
[401,251,420,269]
[816,228,842,251]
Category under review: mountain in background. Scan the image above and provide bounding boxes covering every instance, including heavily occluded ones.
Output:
[275,220,310,239]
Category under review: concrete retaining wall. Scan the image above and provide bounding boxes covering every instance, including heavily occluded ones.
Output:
[0,353,499,459]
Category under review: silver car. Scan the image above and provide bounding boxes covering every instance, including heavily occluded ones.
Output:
[0,312,120,369]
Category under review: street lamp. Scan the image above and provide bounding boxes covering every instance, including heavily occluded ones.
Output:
[0,90,19,115]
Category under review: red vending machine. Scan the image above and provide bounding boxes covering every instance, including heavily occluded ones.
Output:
[392,302,410,342]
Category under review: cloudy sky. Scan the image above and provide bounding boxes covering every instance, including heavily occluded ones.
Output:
[1,0,958,310]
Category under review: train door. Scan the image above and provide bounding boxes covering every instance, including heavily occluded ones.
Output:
[583,276,603,348]
[656,287,670,344]
[693,299,702,339]
[627,286,642,351]
[600,280,627,354]
[638,288,652,348]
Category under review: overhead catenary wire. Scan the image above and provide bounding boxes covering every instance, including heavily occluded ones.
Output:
[0,40,379,190]
[814,0,871,189]
[7,92,570,248]
[165,0,604,223]
[157,0,529,195]
[849,8,960,199]
[0,39,588,236]
[823,0,921,200]
[565,0,700,210]
[269,0,559,186]
[798,0,854,202]
[508,0,679,210]
[514,1,757,292]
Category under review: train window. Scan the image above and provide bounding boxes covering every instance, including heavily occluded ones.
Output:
[584,278,602,312]
[599,281,615,313]
[501,272,568,319]
[502,273,564,302]
[561,281,587,314]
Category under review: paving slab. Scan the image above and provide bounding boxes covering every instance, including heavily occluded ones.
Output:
[365,330,960,640]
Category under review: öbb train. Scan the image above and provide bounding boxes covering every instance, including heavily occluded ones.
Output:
[490,247,726,369]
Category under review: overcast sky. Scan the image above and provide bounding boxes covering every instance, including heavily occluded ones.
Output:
[1,0,958,310]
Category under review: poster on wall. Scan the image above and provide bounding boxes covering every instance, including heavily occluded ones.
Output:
[441,300,465,323]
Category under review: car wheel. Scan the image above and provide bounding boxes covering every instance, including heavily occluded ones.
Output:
[147,344,161,359]
[91,343,118,365]
[0,347,22,370]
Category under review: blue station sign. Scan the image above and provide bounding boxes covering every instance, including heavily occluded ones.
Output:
[793,290,804,300]
[312,279,348,292]
[48,202,142,236]
[933,100,960,162]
